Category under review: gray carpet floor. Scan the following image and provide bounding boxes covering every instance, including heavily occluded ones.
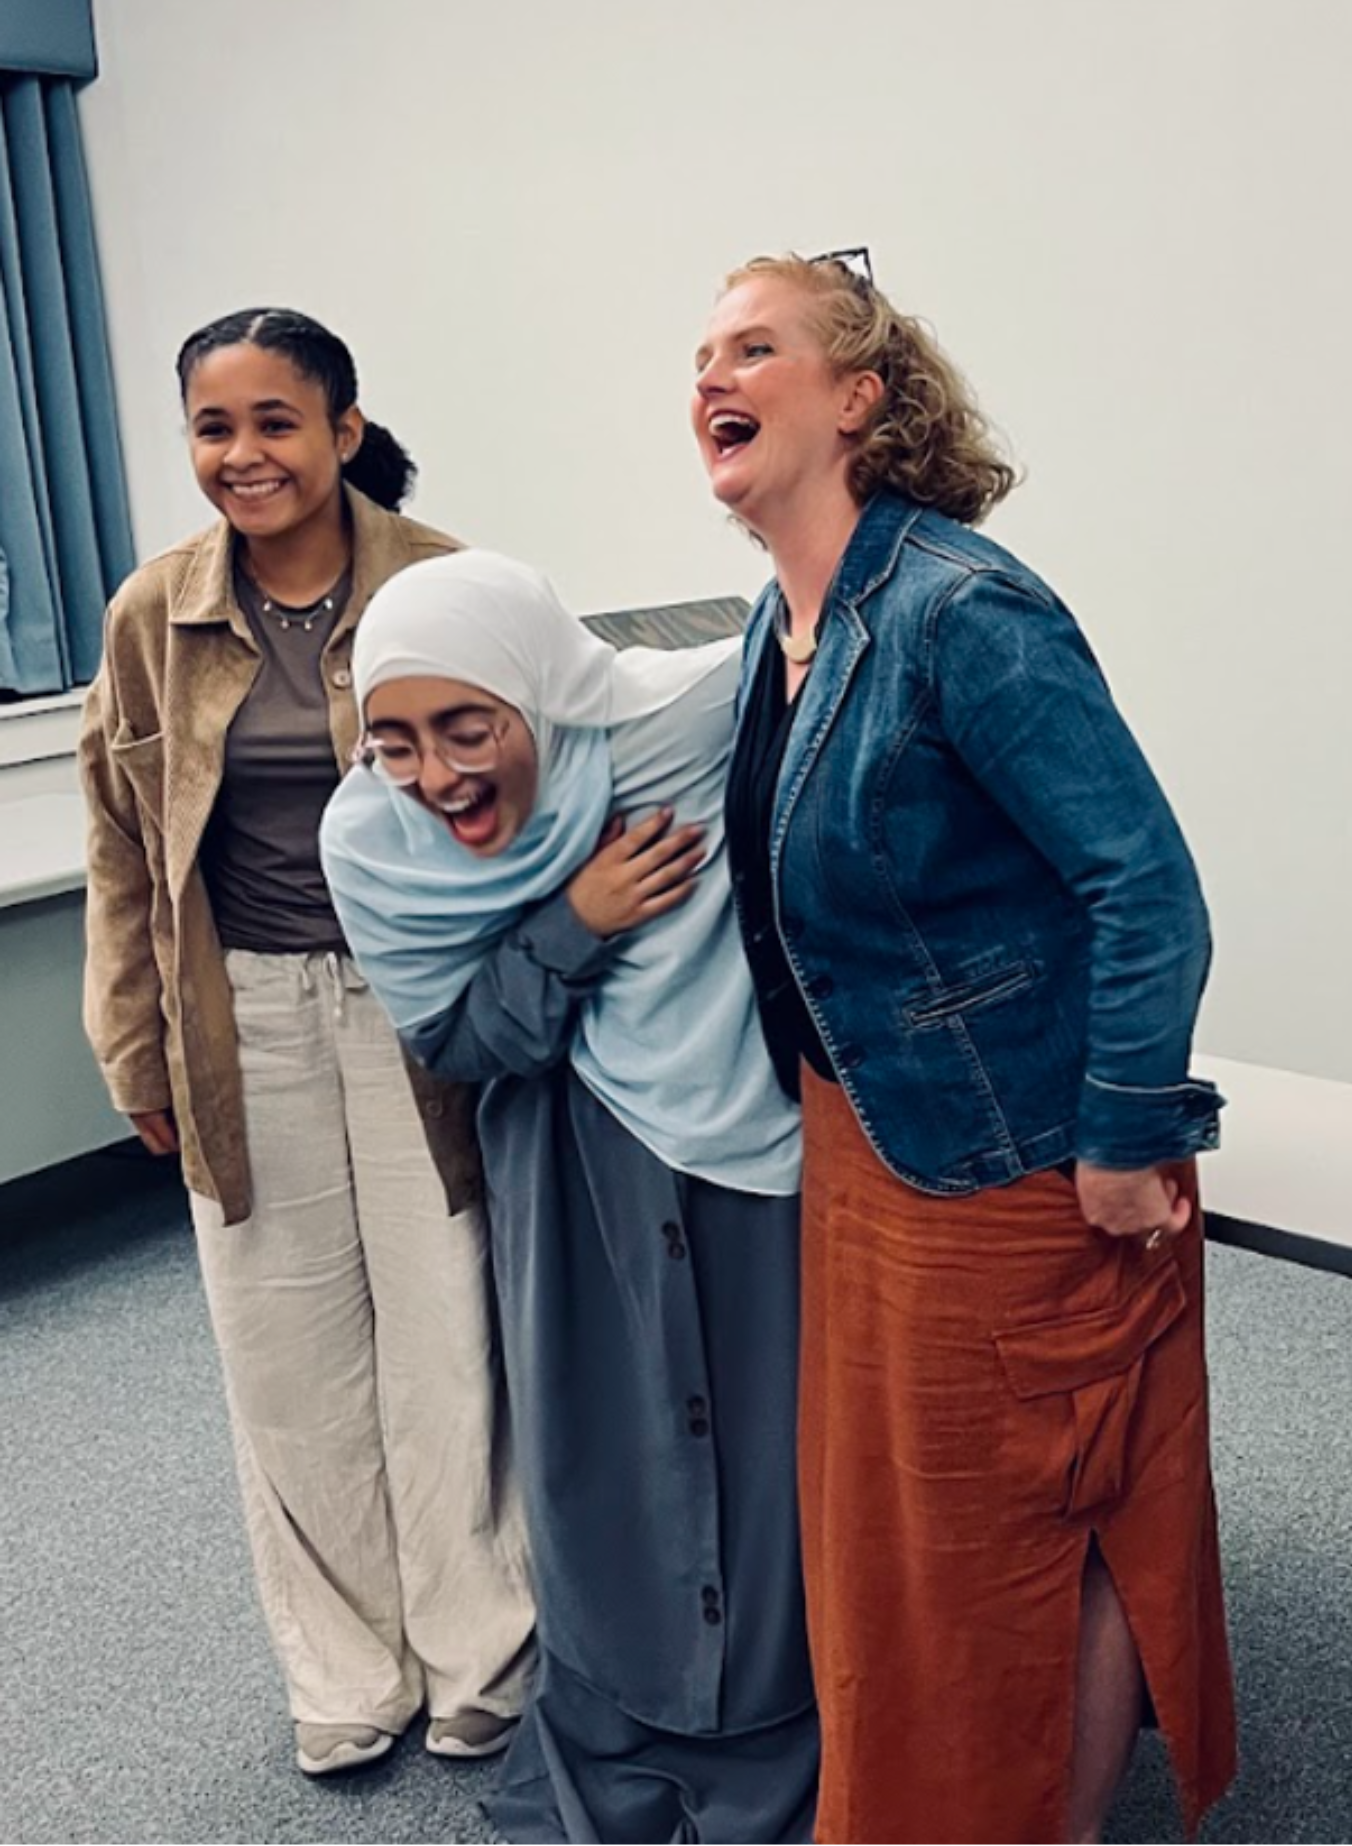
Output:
[1,1142,1349,1845]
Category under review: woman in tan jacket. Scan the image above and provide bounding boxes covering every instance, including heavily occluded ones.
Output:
[80,309,535,1776]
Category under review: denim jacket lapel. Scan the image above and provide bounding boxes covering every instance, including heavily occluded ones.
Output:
[765,493,925,871]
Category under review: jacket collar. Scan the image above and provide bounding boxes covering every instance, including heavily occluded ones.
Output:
[742,490,924,687]
[168,487,404,639]
[740,494,926,853]
[831,490,925,613]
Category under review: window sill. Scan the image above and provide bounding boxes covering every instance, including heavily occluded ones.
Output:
[0,686,87,768]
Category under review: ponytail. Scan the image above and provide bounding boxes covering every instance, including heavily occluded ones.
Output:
[343,418,416,511]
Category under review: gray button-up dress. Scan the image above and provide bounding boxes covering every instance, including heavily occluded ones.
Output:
[410,892,818,1843]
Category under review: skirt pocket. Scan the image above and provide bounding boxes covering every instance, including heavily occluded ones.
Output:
[994,1256,1187,1518]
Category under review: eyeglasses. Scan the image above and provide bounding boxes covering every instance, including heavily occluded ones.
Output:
[353,712,511,786]
[809,246,874,288]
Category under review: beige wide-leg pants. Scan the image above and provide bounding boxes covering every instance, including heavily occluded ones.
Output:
[190,949,535,1732]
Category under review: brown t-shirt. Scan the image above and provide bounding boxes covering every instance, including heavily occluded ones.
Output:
[199,561,353,954]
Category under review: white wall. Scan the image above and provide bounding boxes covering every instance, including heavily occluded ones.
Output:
[77,0,1352,1090]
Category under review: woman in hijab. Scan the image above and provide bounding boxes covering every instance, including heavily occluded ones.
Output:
[321,550,817,1845]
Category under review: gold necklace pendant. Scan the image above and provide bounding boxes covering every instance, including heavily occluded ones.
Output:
[772,593,821,664]
[776,624,818,664]
[775,601,820,660]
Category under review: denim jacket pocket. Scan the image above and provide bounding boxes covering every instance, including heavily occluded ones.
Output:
[994,1257,1186,1518]
[904,959,1035,1029]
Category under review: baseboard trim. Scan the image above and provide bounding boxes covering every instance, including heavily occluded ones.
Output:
[1206,1212,1352,1280]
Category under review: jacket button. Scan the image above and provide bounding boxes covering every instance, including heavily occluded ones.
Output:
[806,974,834,999]
[423,1099,445,1119]
[331,666,353,689]
[838,1045,865,1070]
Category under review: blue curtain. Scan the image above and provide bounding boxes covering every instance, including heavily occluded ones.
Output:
[0,0,98,82]
[0,74,133,694]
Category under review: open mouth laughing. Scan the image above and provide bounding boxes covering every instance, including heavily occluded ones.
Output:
[708,411,761,458]
[433,782,501,850]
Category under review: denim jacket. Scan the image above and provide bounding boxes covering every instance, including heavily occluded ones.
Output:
[742,491,1222,1193]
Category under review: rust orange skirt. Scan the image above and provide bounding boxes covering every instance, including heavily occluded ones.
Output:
[799,1066,1236,1844]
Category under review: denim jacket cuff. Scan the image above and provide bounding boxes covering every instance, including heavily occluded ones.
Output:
[515,888,614,981]
[1075,1072,1225,1170]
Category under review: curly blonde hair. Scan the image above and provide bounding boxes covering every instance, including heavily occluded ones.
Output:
[725,255,1018,526]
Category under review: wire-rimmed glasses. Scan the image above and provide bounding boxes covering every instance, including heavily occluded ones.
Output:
[352,712,512,787]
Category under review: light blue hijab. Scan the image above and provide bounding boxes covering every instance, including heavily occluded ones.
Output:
[321,550,800,1197]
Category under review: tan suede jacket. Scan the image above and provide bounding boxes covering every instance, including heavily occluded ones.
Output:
[80,488,481,1224]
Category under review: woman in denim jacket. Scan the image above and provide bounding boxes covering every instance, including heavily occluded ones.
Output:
[692,252,1236,1845]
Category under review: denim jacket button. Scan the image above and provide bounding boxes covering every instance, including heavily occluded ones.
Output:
[838,1045,865,1070]
[807,974,834,999]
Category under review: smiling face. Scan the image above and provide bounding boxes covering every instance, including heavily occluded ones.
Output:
[184,343,360,544]
[691,275,880,545]
[362,675,539,857]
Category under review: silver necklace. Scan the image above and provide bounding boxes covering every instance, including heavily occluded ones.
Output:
[258,585,340,634]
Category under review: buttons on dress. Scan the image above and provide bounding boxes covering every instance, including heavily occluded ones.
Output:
[687,1395,710,1437]
[701,1585,723,1625]
[661,1220,687,1261]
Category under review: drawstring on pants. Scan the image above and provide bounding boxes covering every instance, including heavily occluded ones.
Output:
[323,951,346,1023]
[298,952,356,1022]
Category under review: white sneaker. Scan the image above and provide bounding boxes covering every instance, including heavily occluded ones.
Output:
[295,1721,395,1776]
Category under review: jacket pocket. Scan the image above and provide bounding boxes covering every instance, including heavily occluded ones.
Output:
[110,727,166,828]
[994,1256,1186,1518]
[904,958,1035,1029]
